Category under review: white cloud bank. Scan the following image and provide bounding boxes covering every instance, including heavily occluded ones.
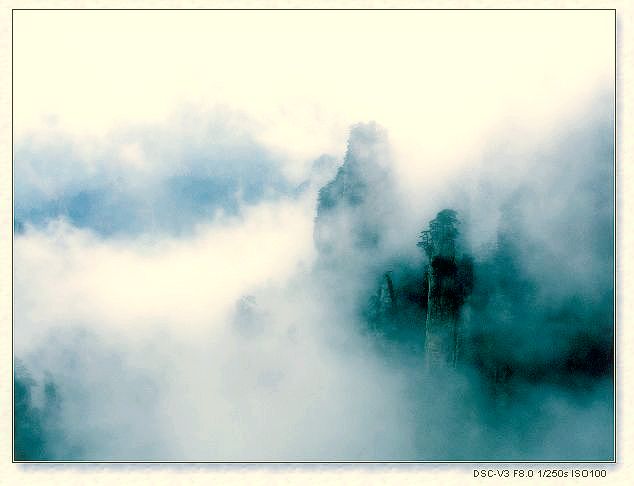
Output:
[14,194,317,352]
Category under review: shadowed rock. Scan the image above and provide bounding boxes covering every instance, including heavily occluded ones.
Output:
[418,210,474,368]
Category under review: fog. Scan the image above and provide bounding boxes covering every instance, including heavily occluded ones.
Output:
[14,87,613,460]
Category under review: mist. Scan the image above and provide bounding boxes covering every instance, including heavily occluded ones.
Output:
[14,84,613,461]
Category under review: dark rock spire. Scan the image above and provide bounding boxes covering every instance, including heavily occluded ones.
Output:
[418,210,474,368]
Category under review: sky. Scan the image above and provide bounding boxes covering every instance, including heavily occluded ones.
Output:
[12,9,615,461]
[14,10,613,176]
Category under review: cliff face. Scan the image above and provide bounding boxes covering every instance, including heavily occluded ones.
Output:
[419,210,474,368]
[313,126,475,366]
[314,122,395,261]
[366,272,397,326]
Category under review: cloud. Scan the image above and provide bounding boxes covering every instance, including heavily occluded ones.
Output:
[14,108,297,237]
[11,6,618,463]
[14,194,317,352]
[14,89,614,461]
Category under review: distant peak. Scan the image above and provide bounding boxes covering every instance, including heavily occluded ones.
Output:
[345,122,390,170]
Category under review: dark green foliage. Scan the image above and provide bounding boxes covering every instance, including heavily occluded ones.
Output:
[14,361,66,460]
[14,363,46,460]
[465,229,612,394]
[418,209,460,259]
[365,200,611,395]
[362,265,427,354]
[420,211,473,367]
[428,256,464,320]
[14,360,76,461]
[418,209,473,316]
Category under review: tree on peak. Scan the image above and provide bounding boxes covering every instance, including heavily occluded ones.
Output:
[417,209,460,260]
